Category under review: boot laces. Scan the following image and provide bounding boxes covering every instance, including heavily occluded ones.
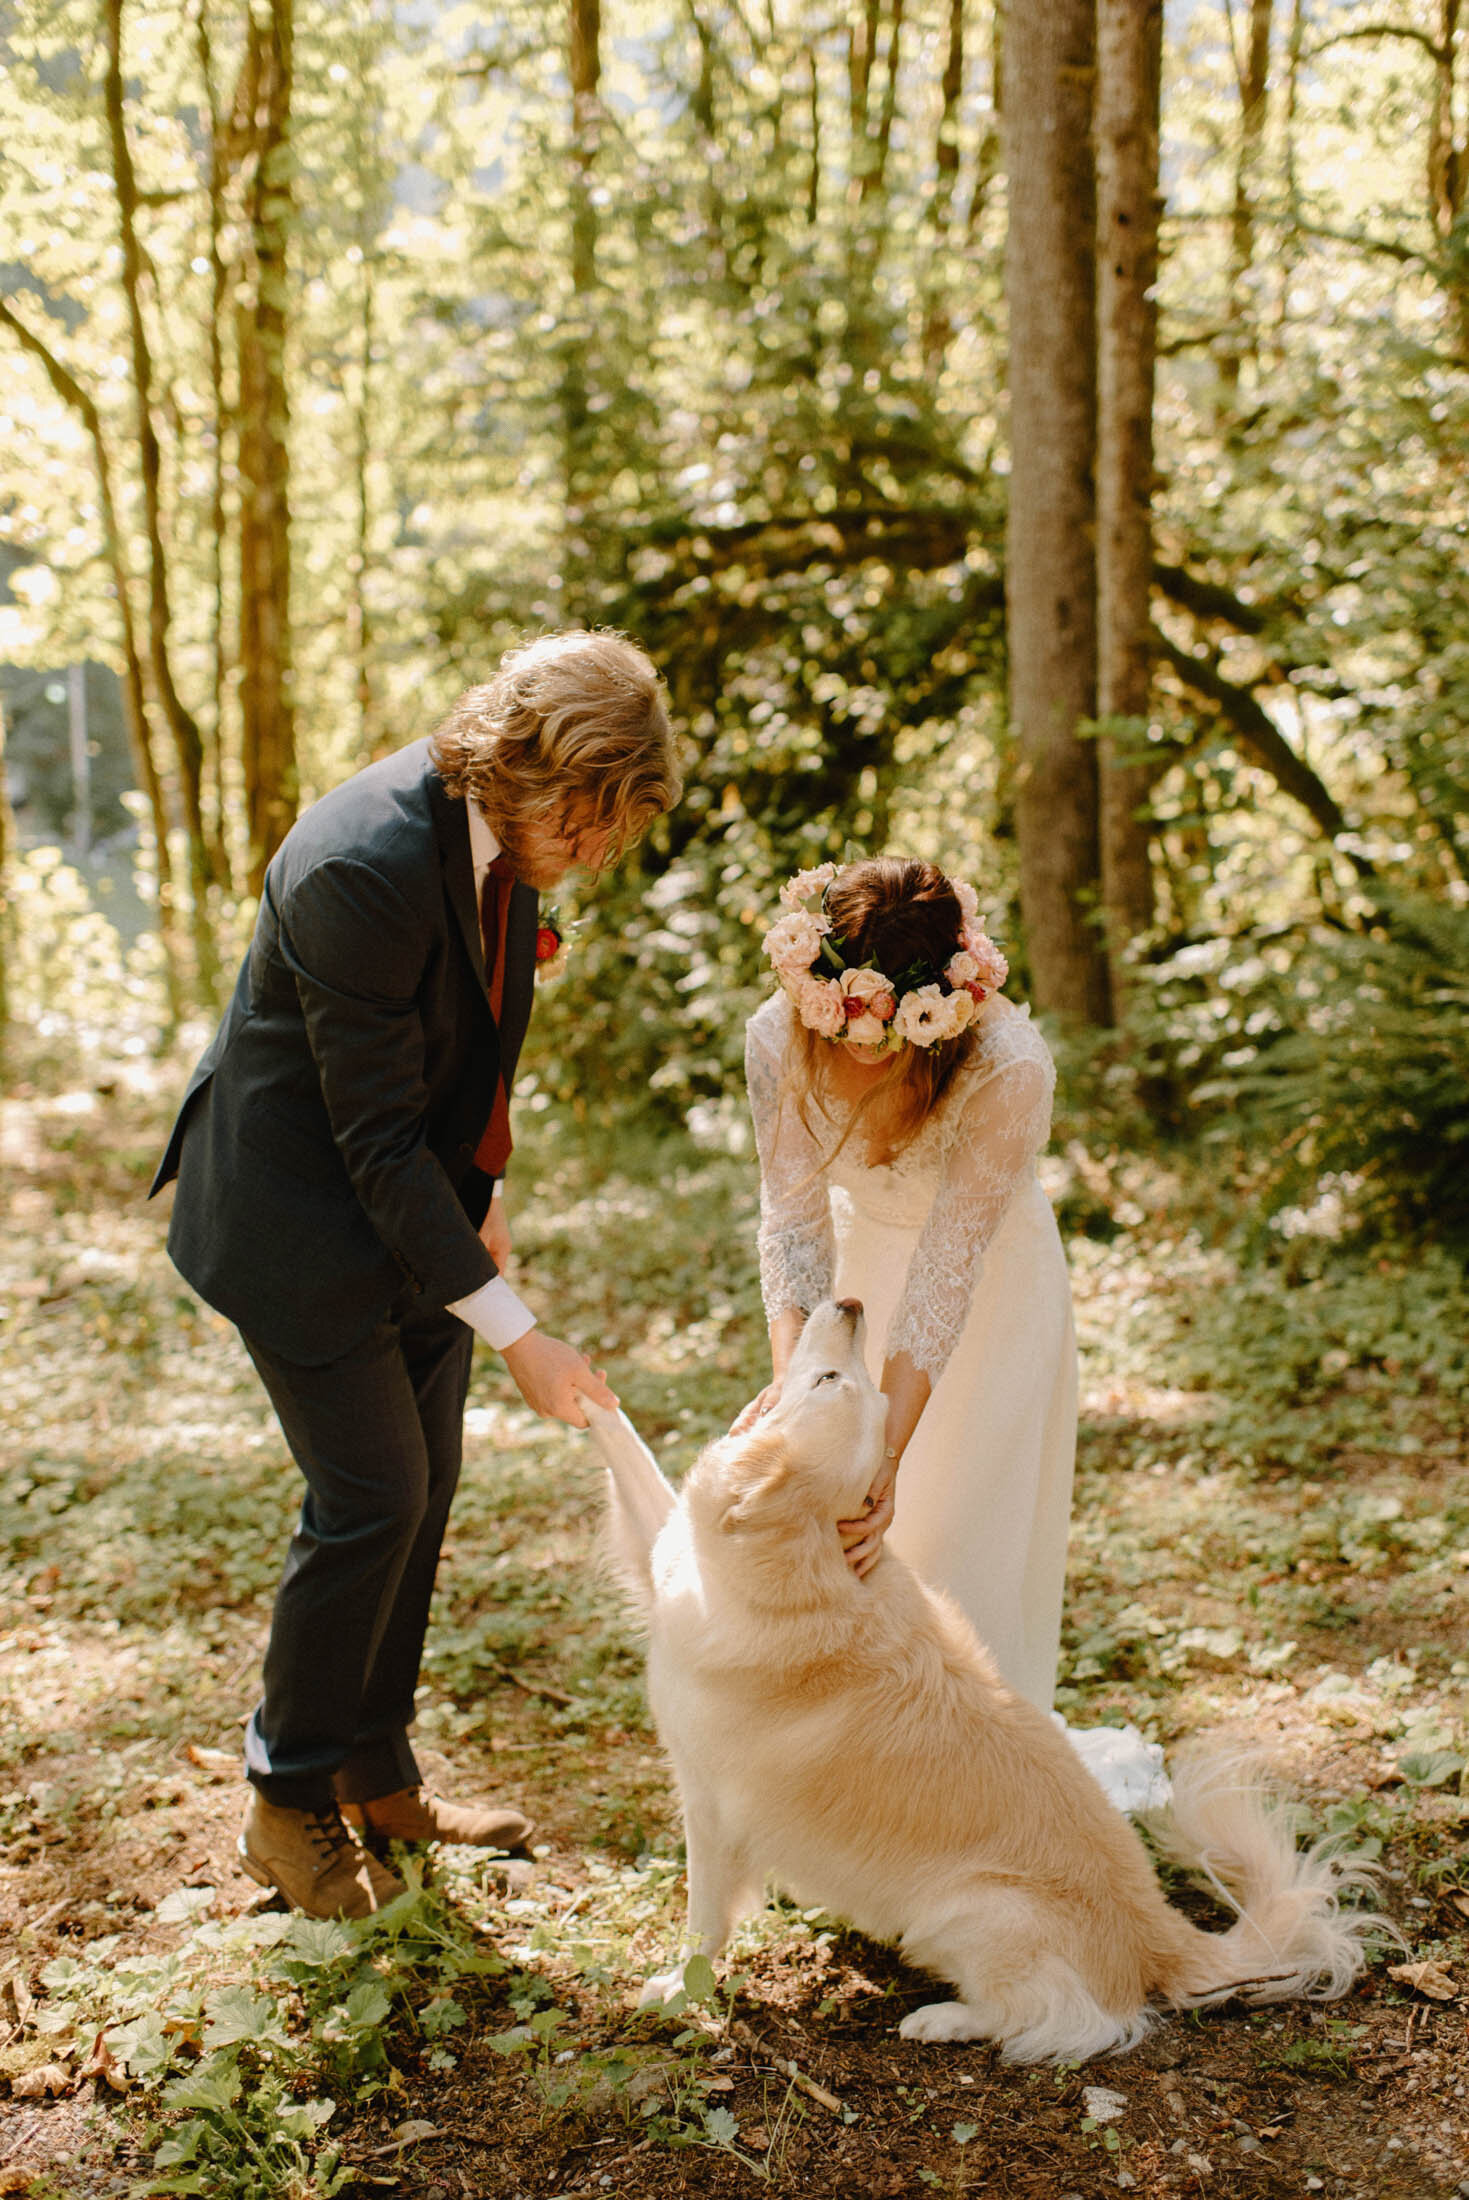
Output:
[304,1804,354,1863]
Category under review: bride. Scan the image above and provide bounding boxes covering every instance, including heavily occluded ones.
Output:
[740,855,1167,1815]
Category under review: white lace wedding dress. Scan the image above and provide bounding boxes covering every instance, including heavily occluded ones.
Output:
[746,990,1170,1817]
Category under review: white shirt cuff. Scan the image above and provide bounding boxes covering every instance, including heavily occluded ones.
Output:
[446,1273,537,1351]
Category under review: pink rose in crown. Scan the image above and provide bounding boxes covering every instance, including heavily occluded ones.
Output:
[843,966,898,1022]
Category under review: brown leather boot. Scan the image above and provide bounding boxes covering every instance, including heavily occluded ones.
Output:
[341,1786,535,1857]
[238,1793,405,1918]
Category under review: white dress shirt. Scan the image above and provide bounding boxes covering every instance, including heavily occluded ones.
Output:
[444,803,537,1353]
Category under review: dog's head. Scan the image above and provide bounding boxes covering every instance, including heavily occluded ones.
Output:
[704,1299,888,1544]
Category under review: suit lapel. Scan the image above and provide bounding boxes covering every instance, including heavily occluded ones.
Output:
[428,767,487,992]
[498,882,539,1083]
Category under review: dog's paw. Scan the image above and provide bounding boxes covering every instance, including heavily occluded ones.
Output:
[899,2000,987,2044]
[637,1968,686,2009]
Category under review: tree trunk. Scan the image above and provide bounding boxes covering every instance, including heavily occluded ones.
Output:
[1004,0,1110,1025]
[194,0,234,888]
[562,0,601,614]
[103,0,218,1001]
[234,0,297,896]
[1219,0,1272,392]
[0,295,185,1030]
[1428,0,1469,358]
[1095,0,1164,1007]
[920,0,965,376]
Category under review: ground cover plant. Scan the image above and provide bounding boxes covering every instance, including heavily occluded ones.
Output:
[1,1045,1467,2200]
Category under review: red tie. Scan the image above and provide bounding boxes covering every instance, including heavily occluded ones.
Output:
[473,852,517,1176]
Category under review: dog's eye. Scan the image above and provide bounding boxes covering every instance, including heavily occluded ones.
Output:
[814,1370,841,1385]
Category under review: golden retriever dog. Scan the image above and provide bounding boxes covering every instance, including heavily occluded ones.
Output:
[582,1299,1378,2063]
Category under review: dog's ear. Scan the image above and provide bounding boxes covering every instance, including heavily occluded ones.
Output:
[718,1428,793,1534]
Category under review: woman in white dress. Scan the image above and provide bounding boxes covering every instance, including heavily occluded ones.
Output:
[741,855,1075,1713]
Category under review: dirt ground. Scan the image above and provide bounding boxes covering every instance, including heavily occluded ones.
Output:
[2,1070,1468,2199]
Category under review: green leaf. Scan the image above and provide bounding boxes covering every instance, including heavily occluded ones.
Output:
[703,2105,739,2147]
[952,2120,978,2143]
[680,1953,716,2002]
[342,1980,392,2029]
[1397,1750,1465,1789]
[107,2010,176,2078]
[280,1917,357,1967]
[201,1986,290,2050]
[162,2059,242,2114]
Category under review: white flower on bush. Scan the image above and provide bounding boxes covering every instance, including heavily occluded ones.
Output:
[789,972,847,1037]
[894,984,973,1046]
[779,862,838,910]
[763,908,829,976]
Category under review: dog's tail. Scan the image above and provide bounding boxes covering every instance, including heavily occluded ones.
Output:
[580,1397,677,1610]
[1149,1747,1389,2010]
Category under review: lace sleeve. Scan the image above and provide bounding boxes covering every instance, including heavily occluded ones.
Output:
[885,1023,1056,1383]
[745,997,834,1323]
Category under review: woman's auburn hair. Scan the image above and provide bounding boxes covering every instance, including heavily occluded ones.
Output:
[429,630,682,860]
[790,856,981,1163]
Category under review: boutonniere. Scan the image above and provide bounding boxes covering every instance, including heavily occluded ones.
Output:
[534,907,570,981]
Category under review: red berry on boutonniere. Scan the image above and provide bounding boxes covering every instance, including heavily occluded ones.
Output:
[535,925,561,963]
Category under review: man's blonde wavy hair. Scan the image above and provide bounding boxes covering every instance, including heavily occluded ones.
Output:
[429,631,682,865]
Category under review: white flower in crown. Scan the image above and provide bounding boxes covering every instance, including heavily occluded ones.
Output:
[779,862,839,911]
[843,1008,894,1048]
[953,879,981,927]
[893,983,974,1047]
[763,907,830,977]
[790,971,847,1037]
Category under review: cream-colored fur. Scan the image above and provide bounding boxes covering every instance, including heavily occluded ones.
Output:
[582,1301,1380,2062]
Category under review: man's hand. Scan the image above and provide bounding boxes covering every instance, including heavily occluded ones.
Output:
[478,1189,512,1273]
[503,1328,616,1426]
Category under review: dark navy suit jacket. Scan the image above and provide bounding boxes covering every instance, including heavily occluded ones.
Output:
[151,738,538,1366]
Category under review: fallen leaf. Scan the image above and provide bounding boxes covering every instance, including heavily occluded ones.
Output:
[743,2127,770,2150]
[11,2064,73,2099]
[1082,2085,1128,2124]
[1387,1959,1457,2002]
[183,1744,238,1776]
[81,2029,129,2093]
[1446,1891,1469,1924]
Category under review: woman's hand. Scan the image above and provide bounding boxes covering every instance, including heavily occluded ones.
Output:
[838,1449,897,1577]
[729,1378,782,1436]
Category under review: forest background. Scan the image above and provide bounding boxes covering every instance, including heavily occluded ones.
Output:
[2,2,1468,2197]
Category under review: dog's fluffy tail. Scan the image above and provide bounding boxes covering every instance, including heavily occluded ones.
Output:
[1150,1747,1387,2010]
[581,1398,677,1610]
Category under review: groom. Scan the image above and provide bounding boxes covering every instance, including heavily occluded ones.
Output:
[151,631,681,1918]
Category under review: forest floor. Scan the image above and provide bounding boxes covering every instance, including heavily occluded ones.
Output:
[2,1044,1467,2200]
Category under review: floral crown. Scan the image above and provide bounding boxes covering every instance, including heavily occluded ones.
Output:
[762,862,1008,1052]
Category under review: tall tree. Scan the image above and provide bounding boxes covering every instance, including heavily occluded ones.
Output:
[1095,0,1165,1004]
[562,0,602,613]
[103,0,218,998]
[1004,0,1110,1024]
[1219,0,1272,392]
[234,0,298,895]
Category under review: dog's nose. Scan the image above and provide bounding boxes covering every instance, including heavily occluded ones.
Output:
[835,1297,863,1320]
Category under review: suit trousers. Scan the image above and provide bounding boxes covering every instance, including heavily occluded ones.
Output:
[240,1296,474,1810]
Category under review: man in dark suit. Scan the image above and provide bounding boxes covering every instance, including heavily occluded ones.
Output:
[152,631,681,1917]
